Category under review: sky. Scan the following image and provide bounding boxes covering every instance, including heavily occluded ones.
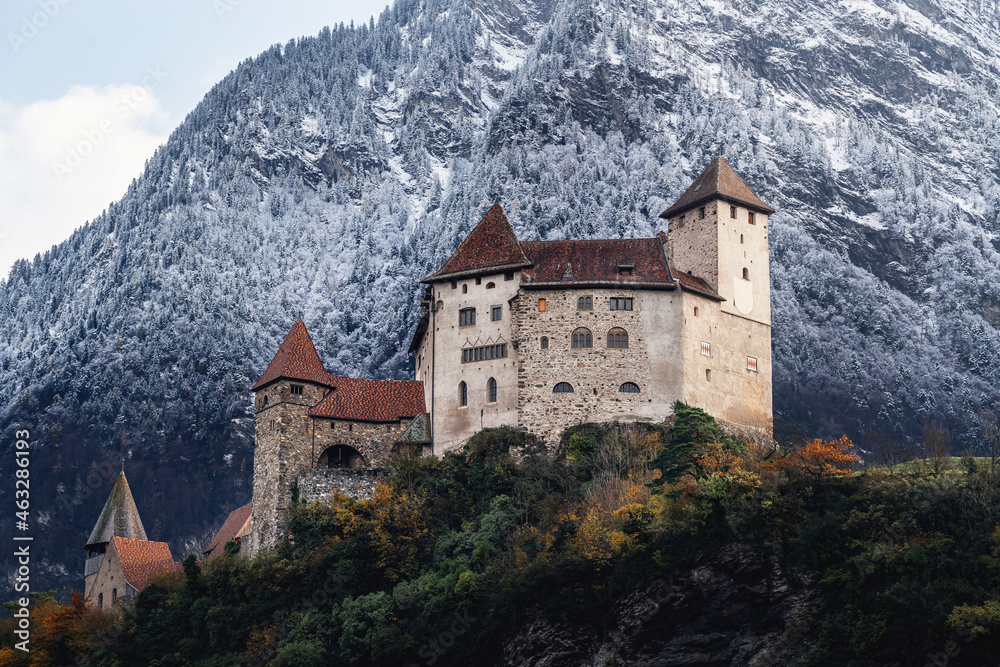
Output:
[0,0,391,280]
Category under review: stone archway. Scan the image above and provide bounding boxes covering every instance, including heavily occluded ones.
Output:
[317,444,367,469]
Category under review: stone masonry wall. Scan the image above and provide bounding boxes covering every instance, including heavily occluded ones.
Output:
[298,468,392,503]
[512,287,681,449]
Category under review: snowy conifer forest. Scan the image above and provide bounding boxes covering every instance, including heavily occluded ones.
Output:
[2,0,1000,597]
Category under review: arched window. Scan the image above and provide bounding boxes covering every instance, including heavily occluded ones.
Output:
[619,382,640,393]
[98,593,103,607]
[553,382,574,393]
[706,369,712,382]
[262,395,268,406]
[608,328,628,348]
[486,282,496,289]
[742,267,749,280]
[459,381,468,406]
[571,328,592,348]
[488,378,497,403]
[693,306,699,317]
[318,444,366,469]
[462,284,468,293]
[459,308,476,326]
[112,588,117,605]
[540,336,549,350]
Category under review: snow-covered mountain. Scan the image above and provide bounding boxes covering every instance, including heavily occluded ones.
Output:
[3,0,1000,597]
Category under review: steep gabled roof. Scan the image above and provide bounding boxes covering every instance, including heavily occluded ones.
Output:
[203,502,252,559]
[86,472,147,550]
[520,238,675,288]
[310,376,426,422]
[252,320,332,391]
[672,267,724,300]
[110,536,179,591]
[425,203,531,282]
[660,156,775,218]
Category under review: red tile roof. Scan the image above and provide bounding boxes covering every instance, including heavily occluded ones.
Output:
[252,320,332,391]
[310,376,426,422]
[111,536,179,591]
[520,238,675,288]
[673,269,723,300]
[425,203,531,281]
[203,502,252,559]
[661,156,775,218]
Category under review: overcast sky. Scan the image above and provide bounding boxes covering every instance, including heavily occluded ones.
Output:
[0,0,391,280]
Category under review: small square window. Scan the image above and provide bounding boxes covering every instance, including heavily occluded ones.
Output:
[747,356,758,372]
[504,271,514,281]
[730,205,737,218]
[538,299,546,312]
[290,384,304,395]
[700,341,711,357]
[475,277,482,285]
[491,306,502,321]
[450,280,457,289]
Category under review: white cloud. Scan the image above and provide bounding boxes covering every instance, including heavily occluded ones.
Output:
[0,82,170,280]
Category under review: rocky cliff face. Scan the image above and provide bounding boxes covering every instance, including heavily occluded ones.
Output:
[500,544,818,666]
[3,0,1000,598]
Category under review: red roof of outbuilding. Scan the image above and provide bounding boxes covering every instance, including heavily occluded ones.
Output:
[111,536,179,591]
[661,156,775,218]
[203,502,252,559]
[310,376,426,422]
[252,321,332,391]
[425,203,531,281]
[520,238,675,288]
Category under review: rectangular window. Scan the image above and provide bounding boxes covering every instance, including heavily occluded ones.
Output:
[450,280,457,289]
[700,341,711,357]
[699,207,705,219]
[747,356,758,372]
[475,277,482,285]
[748,212,756,225]
[618,266,633,278]
[610,297,633,311]
[459,308,476,326]
[730,205,737,218]
[461,344,507,363]
[538,298,546,312]
[504,271,514,281]
[290,384,304,395]
[577,296,592,310]
[491,306,502,321]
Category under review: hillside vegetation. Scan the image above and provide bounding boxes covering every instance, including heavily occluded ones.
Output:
[5,405,1000,666]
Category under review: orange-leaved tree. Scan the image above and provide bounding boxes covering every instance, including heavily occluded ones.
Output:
[779,436,860,480]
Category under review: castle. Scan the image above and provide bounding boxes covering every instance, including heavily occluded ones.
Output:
[241,156,775,555]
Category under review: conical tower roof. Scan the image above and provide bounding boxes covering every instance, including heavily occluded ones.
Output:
[252,320,331,391]
[660,156,775,218]
[86,470,147,550]
[424,203,531,281]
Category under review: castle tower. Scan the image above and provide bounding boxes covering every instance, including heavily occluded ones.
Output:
[84,468,147,602]
[660,156,775,431]
[246,321,333,554]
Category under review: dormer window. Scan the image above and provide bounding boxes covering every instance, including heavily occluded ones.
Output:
[290,384,304,395]
[618,266,633,278]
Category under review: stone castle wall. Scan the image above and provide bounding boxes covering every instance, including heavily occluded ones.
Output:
[512,287,683,449]
[298,468,392,503]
